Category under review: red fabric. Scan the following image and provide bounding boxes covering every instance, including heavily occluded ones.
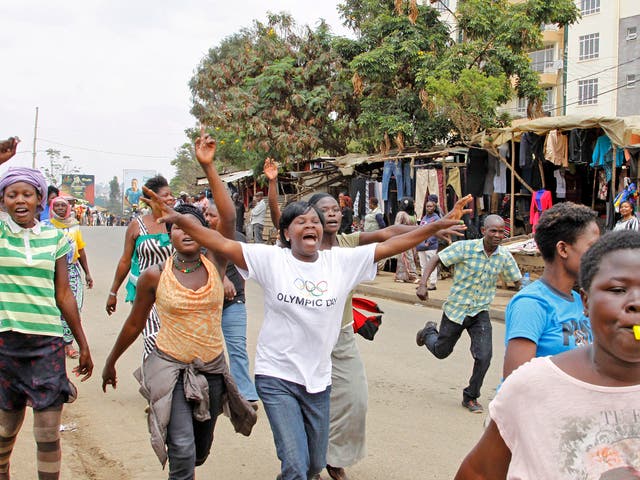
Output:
[352,297,383,340]
[529,189,552,232]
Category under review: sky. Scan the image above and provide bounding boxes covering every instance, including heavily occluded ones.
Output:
[1,1,351,188]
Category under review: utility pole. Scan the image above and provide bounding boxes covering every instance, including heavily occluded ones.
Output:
[32,106,39,168]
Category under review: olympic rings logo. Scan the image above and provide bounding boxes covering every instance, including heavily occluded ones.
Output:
[294,278,328,297]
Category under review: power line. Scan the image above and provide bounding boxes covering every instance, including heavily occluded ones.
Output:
[37,138,172,159]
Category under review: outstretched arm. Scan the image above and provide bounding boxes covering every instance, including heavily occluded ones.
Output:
[359,194,473,245]
[454,420,511,479]
[142,186,247,270]
[102,267,158,392]
[374,219,465,262]
[264,158,281,227]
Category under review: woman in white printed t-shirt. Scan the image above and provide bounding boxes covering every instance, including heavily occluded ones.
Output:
[142,188,464,480]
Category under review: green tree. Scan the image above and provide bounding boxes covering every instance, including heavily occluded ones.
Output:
[43,148,80,185]
[108,176,121,214]
[337,0,579,145]
[169,143,202,195]
[189,12,356,166]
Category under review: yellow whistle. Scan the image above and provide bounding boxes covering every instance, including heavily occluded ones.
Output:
[634,325,640,341]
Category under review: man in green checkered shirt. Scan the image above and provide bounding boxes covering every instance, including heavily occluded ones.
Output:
[415,215,521,413]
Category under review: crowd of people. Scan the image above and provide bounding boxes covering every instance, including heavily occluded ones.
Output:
[1,133,639,480]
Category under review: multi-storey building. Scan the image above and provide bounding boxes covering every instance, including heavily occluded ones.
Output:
[434,0,640,118]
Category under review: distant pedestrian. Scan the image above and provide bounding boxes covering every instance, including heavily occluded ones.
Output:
[416,215,521,413]
[249,191,266,243]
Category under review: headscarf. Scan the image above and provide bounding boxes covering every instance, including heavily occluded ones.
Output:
[0,167,48,212]
[49,196,78,228]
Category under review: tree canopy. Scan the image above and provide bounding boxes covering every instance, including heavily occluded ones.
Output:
[183,0,580,172]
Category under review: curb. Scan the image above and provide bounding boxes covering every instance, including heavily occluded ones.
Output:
[353,284,506,322]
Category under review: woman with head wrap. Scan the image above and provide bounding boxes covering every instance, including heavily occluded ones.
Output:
[44,195,93,359]
[0,160,93,479]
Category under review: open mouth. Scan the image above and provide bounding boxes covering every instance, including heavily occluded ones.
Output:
[302,233,318,241]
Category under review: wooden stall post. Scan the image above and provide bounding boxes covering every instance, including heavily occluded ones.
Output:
[612,146,617,203]
[510,133,516,238]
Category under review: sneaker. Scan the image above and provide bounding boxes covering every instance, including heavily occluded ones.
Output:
[461,399,484,414]
[415,321,438,347]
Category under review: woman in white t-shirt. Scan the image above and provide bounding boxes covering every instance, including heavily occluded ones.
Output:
[455,230,640,480]
[143,186,464,480]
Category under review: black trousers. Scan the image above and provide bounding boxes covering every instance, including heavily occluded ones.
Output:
[424,311,492,401]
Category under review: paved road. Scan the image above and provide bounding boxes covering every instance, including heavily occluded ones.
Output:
[11,226,507,479]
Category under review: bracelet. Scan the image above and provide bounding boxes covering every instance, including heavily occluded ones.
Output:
[109,292,117,297]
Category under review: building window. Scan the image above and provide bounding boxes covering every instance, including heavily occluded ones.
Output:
[628,74,637,88]
[578,79,598,105]
[529,46,555,73]
[627,26,638,41]
[430,0,450,13]
[543,87,555,112]
[581,0,600,15]
[579,33,600,61]
[517,97,527,115]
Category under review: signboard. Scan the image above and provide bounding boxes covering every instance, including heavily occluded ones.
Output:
[123,169,156,211]
[60,174,95,205]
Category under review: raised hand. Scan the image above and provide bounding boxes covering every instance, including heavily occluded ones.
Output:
[0,137,20,164]
[195,125,217,167]
[444,194,473,221]
[142,185,181,225]
[263,157,278,181]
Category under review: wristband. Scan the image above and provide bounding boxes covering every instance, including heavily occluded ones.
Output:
[109,292,117,297]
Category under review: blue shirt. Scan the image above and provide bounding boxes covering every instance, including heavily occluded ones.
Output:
[416,213,440,251]
[505,279,592,357]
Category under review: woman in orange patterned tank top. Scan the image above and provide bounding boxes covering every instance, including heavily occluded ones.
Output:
[101,133,257,479]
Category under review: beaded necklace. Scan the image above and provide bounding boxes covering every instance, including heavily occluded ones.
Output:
[173,253,203,273]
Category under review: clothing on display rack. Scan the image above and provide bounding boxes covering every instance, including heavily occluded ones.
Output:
[568,129,594,164]
[544,130,568,167]
[483,154,497,195]
[554,170,566,199]
[381,160,412,202]
[466,149,488,197]
[530,189,552,232]
[591,135,625,182]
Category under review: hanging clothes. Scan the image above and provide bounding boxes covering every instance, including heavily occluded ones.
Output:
[544,130,568,167]
[554,170,566,199]
[415,168,440,218]
[591,135,625,182]
[447,167,462,198]
[568,129,595,164]
[483,154,498,195]
[466,148,488,197]
[530,189,553,232]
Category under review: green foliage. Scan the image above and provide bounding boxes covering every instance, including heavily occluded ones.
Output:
[169,143,201,195]
[189,13,355,166]
[43,148,79,186]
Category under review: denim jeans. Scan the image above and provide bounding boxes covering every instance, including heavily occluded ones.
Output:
[252,223,264,243]
[222,301,258,401]
[422,311,492,401]
[256,375,330,480]
[381,160,413,201]
[166,372,225,480]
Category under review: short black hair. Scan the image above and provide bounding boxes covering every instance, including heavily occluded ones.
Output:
[144,175,169,194]
[620,200,635,213]
[167,203,207,233]
[580,230,640,291]
[278,201,325,248]
[534,202,598,262]
[308,193,334,206]
[399,197,415,215]
[370,197,379,207]
[47,185,59,197]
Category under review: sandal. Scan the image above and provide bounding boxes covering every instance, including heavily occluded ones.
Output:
[65,345,80,359]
